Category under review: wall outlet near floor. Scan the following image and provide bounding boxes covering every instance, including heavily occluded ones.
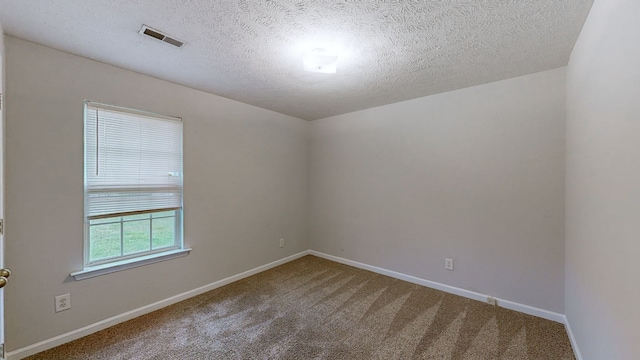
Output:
[55,293,71,312]
[487,296,497,306]
[444,258,454,270]
[279,238,285,248]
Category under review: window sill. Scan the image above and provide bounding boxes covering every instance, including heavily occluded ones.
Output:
[70,248,192,281]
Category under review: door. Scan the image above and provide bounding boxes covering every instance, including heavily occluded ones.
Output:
[0,49,6,358]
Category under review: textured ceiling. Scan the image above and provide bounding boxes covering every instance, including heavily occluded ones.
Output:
[0,0,593,120]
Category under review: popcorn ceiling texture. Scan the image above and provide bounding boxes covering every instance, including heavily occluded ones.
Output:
[0,0,593,120]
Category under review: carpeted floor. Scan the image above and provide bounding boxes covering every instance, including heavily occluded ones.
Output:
[27,255,575,359]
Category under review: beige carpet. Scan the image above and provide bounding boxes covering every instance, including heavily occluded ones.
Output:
[27,255,575,359]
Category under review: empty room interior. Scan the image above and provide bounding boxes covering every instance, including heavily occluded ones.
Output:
[0,0,638,359]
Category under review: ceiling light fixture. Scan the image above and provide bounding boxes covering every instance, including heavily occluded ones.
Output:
[303,48,339,74]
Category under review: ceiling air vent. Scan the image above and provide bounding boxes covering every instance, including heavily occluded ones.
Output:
[138,25,184,48]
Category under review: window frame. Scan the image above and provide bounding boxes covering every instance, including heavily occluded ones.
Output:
[84,208,183,267]
[79,101,187,275]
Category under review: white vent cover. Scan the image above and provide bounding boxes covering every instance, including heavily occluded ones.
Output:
[138,25,184,48]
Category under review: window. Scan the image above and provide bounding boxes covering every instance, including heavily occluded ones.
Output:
[83,102,184,269]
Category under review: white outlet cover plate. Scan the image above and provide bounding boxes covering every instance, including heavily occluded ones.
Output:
[445,258,454,270]
[55,294,71,312]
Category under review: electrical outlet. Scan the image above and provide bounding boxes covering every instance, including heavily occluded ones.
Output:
[444,258,454,270]
[55,293,71,312]
[279,238,285,248]
[487,296,497,306]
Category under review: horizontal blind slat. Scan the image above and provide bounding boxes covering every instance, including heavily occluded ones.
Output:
[85,103,183,219]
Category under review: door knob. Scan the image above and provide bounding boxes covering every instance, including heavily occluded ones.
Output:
[0,277,7,289]
[0,268,11,278]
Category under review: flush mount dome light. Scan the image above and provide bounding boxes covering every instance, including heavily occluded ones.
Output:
[303,48,339,74]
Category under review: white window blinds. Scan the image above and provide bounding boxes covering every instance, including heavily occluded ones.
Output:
[85,102,183,219]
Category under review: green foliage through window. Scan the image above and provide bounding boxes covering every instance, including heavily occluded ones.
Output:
[89,211,178,263]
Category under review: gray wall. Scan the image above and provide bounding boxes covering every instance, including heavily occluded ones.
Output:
[310,68,566,313]
[565,0,640,359]
[4,36,309,351]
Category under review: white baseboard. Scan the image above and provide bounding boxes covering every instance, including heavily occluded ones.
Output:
[9,250,580,359]
[563,316,583,360]
[309,250,566,323]
[6,251,311,360]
